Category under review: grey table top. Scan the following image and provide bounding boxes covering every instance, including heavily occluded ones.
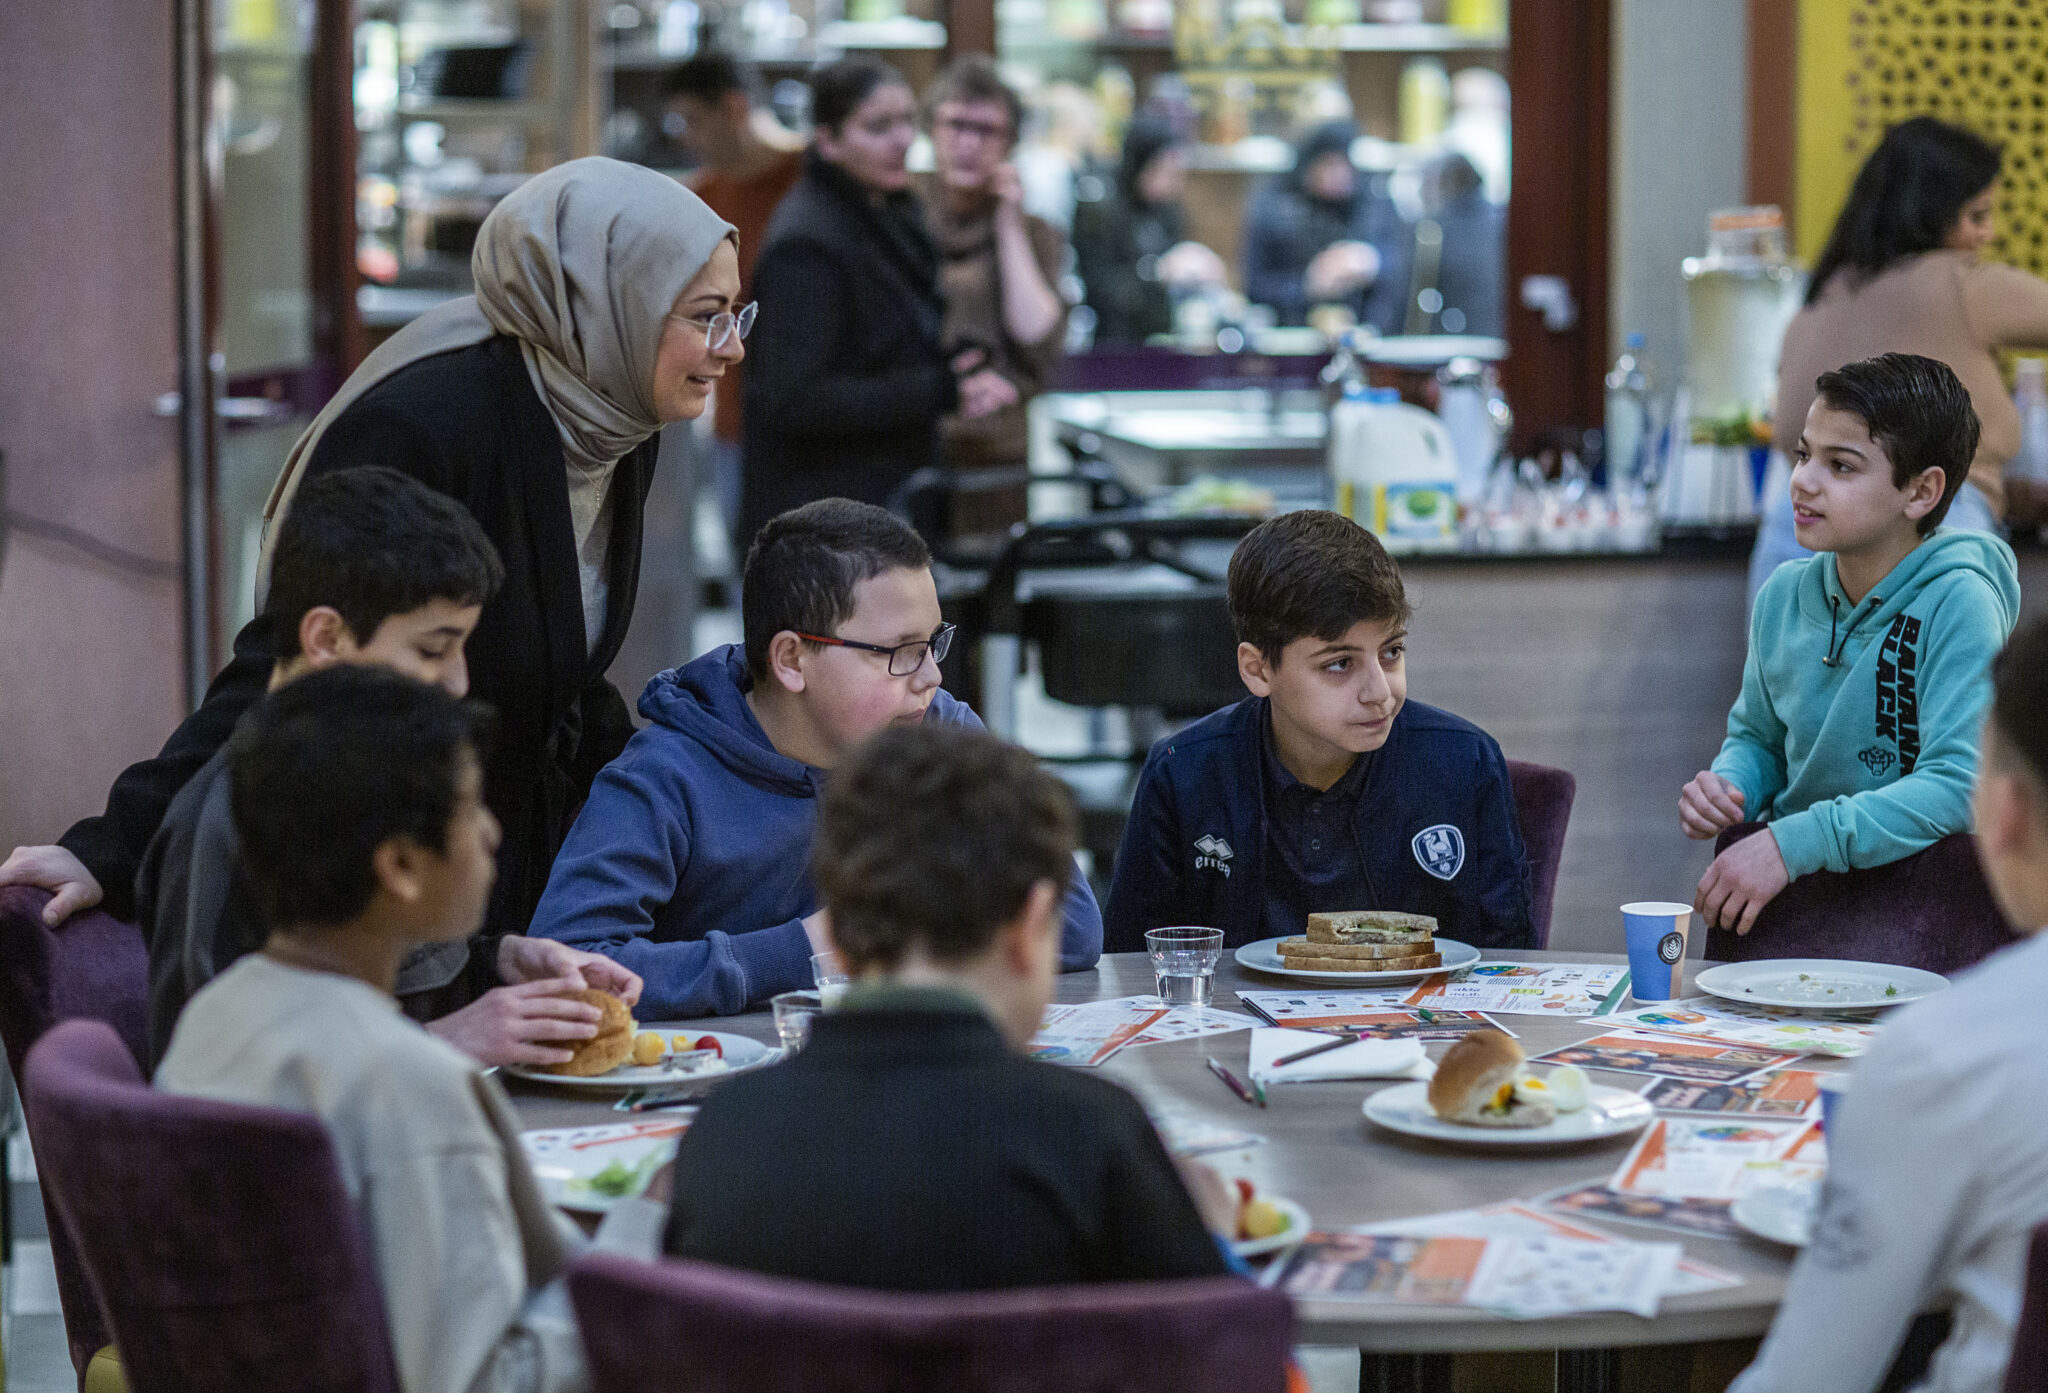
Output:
[506,949,1835,1353]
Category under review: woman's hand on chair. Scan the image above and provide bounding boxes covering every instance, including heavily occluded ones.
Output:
[0,845,104,926]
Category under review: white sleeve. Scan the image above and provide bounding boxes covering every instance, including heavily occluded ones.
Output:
[1729,1030,1966,1393]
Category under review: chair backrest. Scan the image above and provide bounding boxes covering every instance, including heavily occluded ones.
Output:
[568,1253,1295,1393]
[1506,759,1576,950]
[1705,825,2016,973]
[22,1019,401,1393]
[0,886,151,1378]
[2004,1222,2048,1393]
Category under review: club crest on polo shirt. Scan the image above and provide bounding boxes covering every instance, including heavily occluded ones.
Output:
[1412,824,1465,880]
[1194,835,1234,877]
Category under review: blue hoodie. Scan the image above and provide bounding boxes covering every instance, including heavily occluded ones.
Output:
[1713,529,2021,879]
[530,645,1102,1017]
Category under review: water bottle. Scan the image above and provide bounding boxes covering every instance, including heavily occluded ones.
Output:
[2013,357,2048,485]
[1604,332,1652,487]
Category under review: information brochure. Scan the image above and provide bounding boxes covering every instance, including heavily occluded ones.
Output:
[1266,1230,1681,1319]
[1639,1068,1824,1119]
[1609,1117,1823,1201]
[1399,962,1633,1017]
[1150,1114,1269,1159]
[1528,1030,1799,1086]
[1234,992,1508,1041]
[1351,1201,1740,1297]
[1030,996,1258,1067]
[1600,997,1885,1057]
[1538,1184,1745,1239]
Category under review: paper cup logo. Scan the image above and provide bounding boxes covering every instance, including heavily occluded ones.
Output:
[1657,931,1684,965]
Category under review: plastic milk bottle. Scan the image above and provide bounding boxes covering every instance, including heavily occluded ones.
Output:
[1329,384,1461,552]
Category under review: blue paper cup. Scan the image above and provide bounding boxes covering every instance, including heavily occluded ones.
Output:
[1817,1073,1851,1136]
[1621,901,1693,1000]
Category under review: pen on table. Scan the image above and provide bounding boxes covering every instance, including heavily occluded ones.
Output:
[1273,1032,1360,1068]
[1415,1007,1437,1023]
[1206,1056,1263,1108]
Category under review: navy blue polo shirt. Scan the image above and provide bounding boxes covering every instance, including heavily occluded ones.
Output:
[1259,714,1378,939]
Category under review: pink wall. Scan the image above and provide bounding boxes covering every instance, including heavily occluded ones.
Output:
[0,1,185,852]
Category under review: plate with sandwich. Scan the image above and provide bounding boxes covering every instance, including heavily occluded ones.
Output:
[499,990,777,1090]
[1363,1029,1653,1147]
[1235,911,1479,983]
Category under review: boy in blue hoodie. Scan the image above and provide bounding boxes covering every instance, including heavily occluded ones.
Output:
[1683,353,2021,937]
[1104,509,1533,952]
[529,498,1102,1017]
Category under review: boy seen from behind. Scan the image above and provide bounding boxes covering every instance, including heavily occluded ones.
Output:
[1683,354,2020,935]
[1730,616,2048,1393]
[531,498,1100,1018]
[1105,509,1533,951]
[664,722,1230,1289]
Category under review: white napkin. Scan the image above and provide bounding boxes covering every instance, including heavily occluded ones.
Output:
[1248,1028,1433,1085]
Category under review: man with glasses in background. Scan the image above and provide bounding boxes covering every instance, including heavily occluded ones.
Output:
[529,498,1102,1017]
[920,57,1069,537]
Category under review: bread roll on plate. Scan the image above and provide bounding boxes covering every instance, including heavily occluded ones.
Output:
[1425,1029,1555,1128]
[537,989,635,1077]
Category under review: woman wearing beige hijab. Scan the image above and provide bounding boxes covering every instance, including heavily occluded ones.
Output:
[12,159,744,1016]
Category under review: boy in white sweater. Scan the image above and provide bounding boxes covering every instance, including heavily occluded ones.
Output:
[1733,612,2048,1393]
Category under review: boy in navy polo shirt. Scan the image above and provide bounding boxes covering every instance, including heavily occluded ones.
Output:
[1104,509,1534,951]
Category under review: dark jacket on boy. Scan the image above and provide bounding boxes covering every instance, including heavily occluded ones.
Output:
[663,987,1231,1290]
[1104,696,1533,953]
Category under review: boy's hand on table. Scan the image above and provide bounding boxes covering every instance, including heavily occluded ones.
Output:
[1694,829,1790,936]
[428,981,604,1067]
[0,845,104,925]
[498,934,643,1007]
[1176,1158,1237,1238]
[1678,771,1746,840]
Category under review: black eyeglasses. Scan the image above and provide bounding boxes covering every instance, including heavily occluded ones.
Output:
[795,623,956,676]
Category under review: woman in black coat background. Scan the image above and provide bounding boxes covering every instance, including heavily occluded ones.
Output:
[739,58,1015,548]
[6,160,743,995]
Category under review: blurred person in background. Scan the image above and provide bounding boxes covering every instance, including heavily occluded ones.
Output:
[1750,115,2048,605]
[1242,120,1411,334]
[666,52,804,553]
[740,57,1016,547]
[1011,80,1101,231]
[1413,151,1502,337]
[1071,114,1227,345]
[922,56,1067,536]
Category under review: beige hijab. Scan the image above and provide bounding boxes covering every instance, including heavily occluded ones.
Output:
[258,157,735,592]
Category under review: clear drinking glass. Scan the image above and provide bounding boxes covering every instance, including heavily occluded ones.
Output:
[811,951,851,1008]
[1145,927,1225,1007]
[771,990,824,1054]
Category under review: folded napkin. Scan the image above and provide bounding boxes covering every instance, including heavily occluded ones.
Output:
[1248,1028,1433,1085]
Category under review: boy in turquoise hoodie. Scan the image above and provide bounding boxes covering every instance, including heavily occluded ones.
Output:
[1682,353,2021,936]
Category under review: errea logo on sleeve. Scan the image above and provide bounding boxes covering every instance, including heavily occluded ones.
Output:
[1193,835,1234,877]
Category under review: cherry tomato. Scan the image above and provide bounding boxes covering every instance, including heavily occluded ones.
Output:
[694,1035,723,1058]
[1233,1177,1255,1206]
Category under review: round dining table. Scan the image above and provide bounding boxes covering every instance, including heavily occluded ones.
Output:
[504,948,1836,1377]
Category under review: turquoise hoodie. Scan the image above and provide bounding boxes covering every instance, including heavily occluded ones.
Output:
[1712,529,2021,880]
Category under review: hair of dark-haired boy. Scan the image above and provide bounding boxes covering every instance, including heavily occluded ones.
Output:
[740,498,932,680]
[813,724,1076,970]
[665,51,757,105]
[924,55,1022,150]
[1813,353,1980,536]
[229,666,492,930]
[1807,116,2001,308]
[811,56,906,135]
[265,467,504,659]
[1989,614,2048,802]
[1227,509,1411,666]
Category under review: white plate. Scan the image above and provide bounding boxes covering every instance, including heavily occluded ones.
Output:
[1230,1196,1311,1259]
[1362,1081,1655,1148]
[522,1121,687,1214]
[501,1027,776,1092]
[1694,959,1948,1011]
[1234,936,1480,985]
[1732,1184,1818,1247]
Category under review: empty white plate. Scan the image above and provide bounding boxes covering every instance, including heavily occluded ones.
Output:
[1694,959,1947,1011]
[1732,1184,1819,1247]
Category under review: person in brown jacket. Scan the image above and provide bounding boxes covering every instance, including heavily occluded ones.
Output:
[921,58,1068,537]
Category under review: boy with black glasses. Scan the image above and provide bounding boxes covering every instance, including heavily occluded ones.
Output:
[530,497,1100,1017]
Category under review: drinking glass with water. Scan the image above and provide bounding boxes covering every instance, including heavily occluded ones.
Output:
[1145,927,1225,1007]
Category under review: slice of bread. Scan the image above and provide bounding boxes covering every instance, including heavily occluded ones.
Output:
[1276,935,1435,960]
[1305,911,1439,946]
[1277,950,1443,973]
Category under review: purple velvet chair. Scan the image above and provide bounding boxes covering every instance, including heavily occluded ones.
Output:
[21,1018,400,1393]
[0,886,151,1381]
[1506,759,1576,950]
[2004,1222,2048,1392]
[568,1253,1295,1393]
[1705,825,2016,974]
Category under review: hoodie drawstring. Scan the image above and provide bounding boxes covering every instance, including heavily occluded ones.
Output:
[1822,590,1880,668]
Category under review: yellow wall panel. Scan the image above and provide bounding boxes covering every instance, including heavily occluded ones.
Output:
[1794,0,2048,275]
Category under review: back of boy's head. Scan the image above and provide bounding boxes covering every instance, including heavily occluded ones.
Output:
[1227,509,1411,665]
[741,498,932,681]
[265,467,504,659]
[813,723,1076,970]
[1989,614,2048,809]
[1813,353,1980,535]
[229,665,491,929]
